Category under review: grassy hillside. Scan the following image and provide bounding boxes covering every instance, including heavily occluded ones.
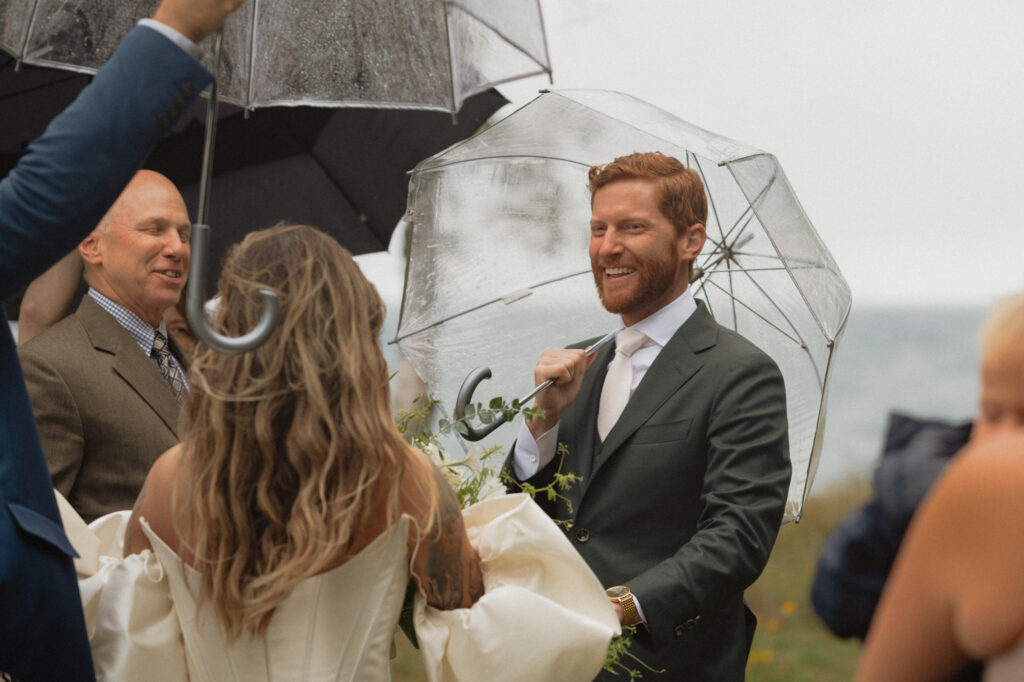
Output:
[745,479,870,681]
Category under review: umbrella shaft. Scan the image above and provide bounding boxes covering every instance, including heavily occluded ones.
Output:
[197,31,224,225]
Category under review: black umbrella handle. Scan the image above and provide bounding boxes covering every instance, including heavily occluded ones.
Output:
[186,224,280,355]
[197,31,223,225]
[187,31,282,355]
[452,330,618,441]
[453,367,507,441]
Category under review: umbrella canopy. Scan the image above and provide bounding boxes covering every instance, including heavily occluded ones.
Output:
[394,89,852,521]
[2,0,549,351]
[0,53,86,157]
[0,48,507,301]
[1,0,550,114]
[143,90,508,297]
[0,52,213,170]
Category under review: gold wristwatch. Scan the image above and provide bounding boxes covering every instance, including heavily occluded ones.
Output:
[606,585,638,626]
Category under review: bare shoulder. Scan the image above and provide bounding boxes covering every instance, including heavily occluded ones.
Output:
[927,436,1024,521]
[914,436,1024,655]
[123,443,185,555]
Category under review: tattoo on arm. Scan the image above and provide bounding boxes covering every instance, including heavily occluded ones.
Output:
[421,466,484,610]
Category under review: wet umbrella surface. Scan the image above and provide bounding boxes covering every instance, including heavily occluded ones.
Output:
[395,89,852,521]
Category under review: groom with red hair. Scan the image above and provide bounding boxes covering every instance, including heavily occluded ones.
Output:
[508,151,791,680]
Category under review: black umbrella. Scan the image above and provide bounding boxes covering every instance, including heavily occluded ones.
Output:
[0,53,89,160]
[143,89,508,297]
[1,60,507,304]
[6,0,549,353]
[0,52,213,165]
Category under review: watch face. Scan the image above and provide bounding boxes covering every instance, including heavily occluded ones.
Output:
[606,585,629,599]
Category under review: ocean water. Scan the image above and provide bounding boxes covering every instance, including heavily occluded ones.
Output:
[811,304,986,493]
[9,304,986,497]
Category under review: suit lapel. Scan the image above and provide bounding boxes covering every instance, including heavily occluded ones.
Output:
[78,297,181,437]
[568,342,614,487]
[590,302,719,481]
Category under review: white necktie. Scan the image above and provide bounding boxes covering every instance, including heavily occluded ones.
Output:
[597,328,649,441]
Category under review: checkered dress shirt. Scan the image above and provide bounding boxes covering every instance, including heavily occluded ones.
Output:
[87,289,189,390]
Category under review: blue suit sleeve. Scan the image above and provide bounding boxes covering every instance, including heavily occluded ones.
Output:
[0,24,212,299]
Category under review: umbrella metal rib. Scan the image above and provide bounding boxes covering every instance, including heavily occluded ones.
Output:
[690,154,728,250]
[725,164,839,343]
[391,268,592,343]
[697,275,808,352]
[704,264,823,273]
[703,205,758,263]
[418,153,592,173]
[16,1,42,63]
[736,264,810,349]
[453,3,553,81]
[696,241,830,390]
[731,265,827,388]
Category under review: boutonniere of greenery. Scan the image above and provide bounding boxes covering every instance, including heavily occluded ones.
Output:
[395,392,661,679]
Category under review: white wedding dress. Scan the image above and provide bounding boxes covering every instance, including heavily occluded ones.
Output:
[60,492,618,682]
[144,516,410,681]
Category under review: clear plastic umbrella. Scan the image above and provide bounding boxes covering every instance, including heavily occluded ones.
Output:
[1,0,551,351]
[2,0,549,113]
[394,89,852,521]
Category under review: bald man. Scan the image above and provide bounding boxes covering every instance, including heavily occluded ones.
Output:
[19,171,192,521]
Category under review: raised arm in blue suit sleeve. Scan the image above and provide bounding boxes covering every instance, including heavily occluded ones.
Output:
[0,25,212,299]
[0,21,213,682]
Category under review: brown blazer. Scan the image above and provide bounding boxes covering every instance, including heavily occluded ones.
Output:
[18,296,187,522]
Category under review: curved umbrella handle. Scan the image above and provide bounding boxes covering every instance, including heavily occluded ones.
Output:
[453,367,507,441]
[452,330,619,441]
[183,31,282,355]
[186,223,280,355]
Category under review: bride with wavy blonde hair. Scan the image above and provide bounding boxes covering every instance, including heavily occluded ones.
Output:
[124,223,482,678]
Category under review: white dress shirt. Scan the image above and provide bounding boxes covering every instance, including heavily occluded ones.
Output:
[138,18,203,60]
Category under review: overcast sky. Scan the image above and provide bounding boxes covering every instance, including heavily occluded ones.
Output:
[496,0,1024,307]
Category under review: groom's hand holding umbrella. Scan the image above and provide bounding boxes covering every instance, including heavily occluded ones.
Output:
[525,349,595,439]
[153,0,246,44]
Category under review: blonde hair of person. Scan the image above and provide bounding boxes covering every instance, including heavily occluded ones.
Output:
[177,223,429,639]
[979,292,1024,376]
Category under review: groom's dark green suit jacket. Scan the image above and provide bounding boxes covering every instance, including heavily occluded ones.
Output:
[507,301,790,681]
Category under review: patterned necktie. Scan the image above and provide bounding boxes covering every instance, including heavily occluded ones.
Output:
[597,328,650,441]
[152,331,187,404]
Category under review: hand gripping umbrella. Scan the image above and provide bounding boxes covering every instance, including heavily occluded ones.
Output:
[1,0,551,352]
[393,90,852,521]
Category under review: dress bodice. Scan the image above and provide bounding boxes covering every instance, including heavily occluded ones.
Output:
[985,630,1024,682]
[142,516,411,682]
[70,494,617,682]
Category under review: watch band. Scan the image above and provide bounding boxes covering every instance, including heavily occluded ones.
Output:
[606,585,638,626]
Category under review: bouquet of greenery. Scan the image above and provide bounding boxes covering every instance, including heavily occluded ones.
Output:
[395,392,660,679]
